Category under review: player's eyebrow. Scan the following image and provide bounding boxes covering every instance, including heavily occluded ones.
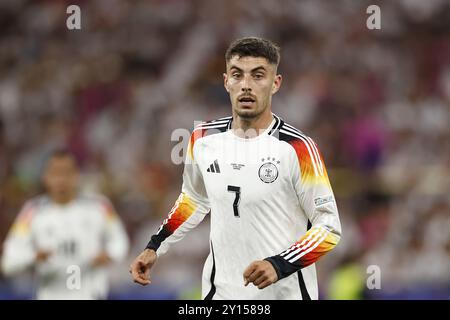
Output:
[229,65,243,72]
[229,65,267,73]
[250,66,267,73]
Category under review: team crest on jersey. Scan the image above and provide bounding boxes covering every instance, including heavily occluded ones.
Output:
[259,157,280,183]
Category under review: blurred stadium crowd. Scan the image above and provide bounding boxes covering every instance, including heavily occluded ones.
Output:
[0,0,449,299]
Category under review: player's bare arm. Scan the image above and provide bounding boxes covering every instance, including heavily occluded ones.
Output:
[129,248,157,286]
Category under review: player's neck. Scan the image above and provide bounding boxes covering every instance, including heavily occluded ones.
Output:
[49,193,76,205]
[231,110,274,139]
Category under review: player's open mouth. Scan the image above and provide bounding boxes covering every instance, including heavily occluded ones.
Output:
[238,96,256,107]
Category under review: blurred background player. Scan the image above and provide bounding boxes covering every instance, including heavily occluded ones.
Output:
[1,149,129,300]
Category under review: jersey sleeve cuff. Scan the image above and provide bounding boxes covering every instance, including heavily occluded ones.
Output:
[264,255,300,280]
[145,240,159,252]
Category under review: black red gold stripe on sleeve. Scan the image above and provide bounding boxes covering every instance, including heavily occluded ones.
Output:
[265,226,340,280]
[147,193,197,250]
[280,226,340,268]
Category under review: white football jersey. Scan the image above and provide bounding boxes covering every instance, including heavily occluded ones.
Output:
[1,193,129,300]
[147,114,341,300]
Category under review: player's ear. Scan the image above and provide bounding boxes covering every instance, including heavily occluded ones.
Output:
[271,74,282,95]
[223,73,230,92]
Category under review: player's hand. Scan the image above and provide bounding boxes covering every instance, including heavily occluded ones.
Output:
[35,250,52,263]
[91,251,112,268]
[129,248,157,286]
[243,260,278,289]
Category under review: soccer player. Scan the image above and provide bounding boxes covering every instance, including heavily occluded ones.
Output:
[1,149,129,299]
[130,37,342,299]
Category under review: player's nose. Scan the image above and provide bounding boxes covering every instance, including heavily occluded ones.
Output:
[240,75,252,92]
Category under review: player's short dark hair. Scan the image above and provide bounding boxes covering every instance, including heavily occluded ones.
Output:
[45,147,79,167]
[38,147,79,180]
[225,37,281,66]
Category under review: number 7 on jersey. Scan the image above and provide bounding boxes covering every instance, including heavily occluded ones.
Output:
[227,185,241,217]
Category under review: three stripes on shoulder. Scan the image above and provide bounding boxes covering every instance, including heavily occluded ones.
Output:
[193,117,232,133]
[280,123,325,177]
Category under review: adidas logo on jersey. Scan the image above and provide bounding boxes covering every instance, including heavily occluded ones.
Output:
[207,160,221,173]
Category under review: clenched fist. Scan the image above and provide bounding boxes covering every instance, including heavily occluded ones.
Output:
[129,248,157,286]
[243,260,278,289]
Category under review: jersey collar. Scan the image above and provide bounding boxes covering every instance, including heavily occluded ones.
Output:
[227,113,283,137]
